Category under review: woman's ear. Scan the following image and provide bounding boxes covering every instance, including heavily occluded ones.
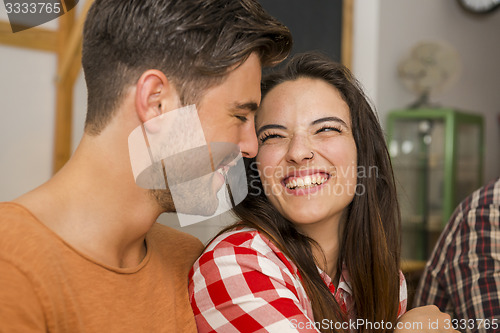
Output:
[134,69,180,125]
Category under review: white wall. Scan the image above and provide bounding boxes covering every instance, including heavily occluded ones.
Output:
[353,0,500,183]
[0,45,55,199]
[1,4,57,200]
[352,0,380,106]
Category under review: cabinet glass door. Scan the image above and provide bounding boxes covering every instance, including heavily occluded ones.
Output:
[390,119,445,260]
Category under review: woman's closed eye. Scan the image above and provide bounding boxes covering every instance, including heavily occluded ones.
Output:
[259,132,284,143]
[315,125,342,134]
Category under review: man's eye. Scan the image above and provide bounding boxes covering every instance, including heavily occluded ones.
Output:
[235,115,248,123]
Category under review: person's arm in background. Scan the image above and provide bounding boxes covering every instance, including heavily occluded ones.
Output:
[396,305,459,332]
[414,179,500,333]
[443,195,500,331]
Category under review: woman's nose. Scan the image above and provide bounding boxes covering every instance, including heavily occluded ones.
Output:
[285,134,314,164]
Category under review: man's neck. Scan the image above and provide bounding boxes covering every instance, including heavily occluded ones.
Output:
[14,133,163,268]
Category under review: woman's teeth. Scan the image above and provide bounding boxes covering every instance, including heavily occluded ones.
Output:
[285,175,328,189]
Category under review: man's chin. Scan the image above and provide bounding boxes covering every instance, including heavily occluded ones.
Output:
[149,189,176,212]
[150,189,220,217]
[172,197,220,216]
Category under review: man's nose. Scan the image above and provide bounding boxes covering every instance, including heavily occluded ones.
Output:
[239,124,258,158]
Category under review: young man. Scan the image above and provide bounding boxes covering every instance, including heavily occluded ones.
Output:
[0,0,291,331]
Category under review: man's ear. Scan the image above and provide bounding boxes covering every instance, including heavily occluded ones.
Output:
[135,70,180,124]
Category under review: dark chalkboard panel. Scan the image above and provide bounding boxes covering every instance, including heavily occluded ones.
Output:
[259,0,350,67]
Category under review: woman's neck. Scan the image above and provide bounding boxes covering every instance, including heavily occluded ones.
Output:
[296,216,343,280]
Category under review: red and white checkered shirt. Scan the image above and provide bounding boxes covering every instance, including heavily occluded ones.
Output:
[189,228,407,332]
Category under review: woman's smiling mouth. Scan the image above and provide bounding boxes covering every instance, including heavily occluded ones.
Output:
[284,173,329,189]
[281,170,332,195]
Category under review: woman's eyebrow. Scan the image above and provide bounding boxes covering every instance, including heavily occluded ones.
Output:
[311,116,348,127]
[256,124,287,137]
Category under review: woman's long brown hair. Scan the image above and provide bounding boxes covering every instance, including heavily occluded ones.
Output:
[217,53,401,332]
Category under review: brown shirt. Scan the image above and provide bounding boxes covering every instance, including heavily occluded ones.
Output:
[0,202,204,332]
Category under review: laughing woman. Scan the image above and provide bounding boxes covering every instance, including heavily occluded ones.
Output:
[189,53,452,333]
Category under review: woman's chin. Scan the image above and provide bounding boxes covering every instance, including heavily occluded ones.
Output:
[284,211,326,226]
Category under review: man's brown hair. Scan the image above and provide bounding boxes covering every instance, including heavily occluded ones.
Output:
[82,0,292,135]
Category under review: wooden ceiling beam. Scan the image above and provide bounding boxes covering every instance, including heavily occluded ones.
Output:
[0,20,57,52]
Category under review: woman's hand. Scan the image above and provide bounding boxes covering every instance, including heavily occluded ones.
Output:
[395,305,460,332]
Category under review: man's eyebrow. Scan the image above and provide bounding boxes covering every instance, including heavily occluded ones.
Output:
[256,124,287,137]
[233,102,259,112]
[311,116,348,127]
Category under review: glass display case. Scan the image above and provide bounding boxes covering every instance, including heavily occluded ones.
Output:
[387,108,484,260]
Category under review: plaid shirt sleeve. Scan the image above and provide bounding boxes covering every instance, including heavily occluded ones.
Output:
[188,231,321,333]
[414,178,500,331]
